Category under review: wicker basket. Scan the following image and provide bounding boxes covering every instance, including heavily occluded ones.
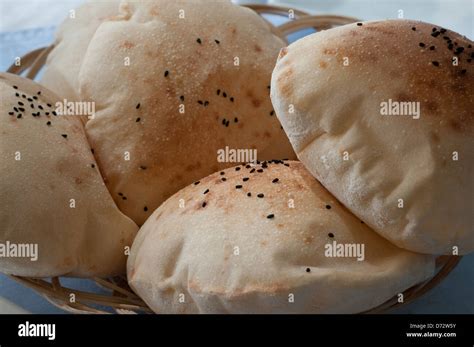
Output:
[5,4,461,314]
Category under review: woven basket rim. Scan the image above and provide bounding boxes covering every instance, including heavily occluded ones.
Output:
[3,3,462,314]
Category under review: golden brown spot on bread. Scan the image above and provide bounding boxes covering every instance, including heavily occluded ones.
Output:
[450,119,462,132]
[260,240,268,247]
[246,90,262,108]
[254,44,262,53]
[303,236,314,244]
[75,177,82,185]
[120,41,135,49]
[263,131,272,138]
[323,48,337,55]
[319,61,328,69]
[430,132,440,144]
[149,7,159,16]
[278,47,288,60]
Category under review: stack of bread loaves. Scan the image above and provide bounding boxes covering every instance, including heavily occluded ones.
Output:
[1,0,472,313]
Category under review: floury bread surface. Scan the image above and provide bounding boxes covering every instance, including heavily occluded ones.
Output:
[271,20,474,254]
[0,73,138,277]
[78,0,296,225]
[128,161,435,313]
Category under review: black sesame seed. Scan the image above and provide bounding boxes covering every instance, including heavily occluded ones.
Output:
[357,22,363,26]
[202,202,207,208]
[13,85,18,89]
[203,189,209,194]
[455,47,464,54]
[91,148,94,154]
[267,214,274,219]
[8,112,14,116]
[136,103,140,109]
[204,101,209,106]
[245,165,251,169]
[222,118,226,125]
[122,196,127,200]
[430,46,435,50]
[234,117,238,123]
[230,97,234,102]
[47,103,52,107]
[272,178,279,183]
[267,85,270,90]
[21,94,26,98]
[61,134,68,139]
[91,163,95,168]
[13,107,18,112]
[32,96,38,100]
[136,117,141,122]
[217,89,221,95]
[38,105,43,110]
[15,93,19,97]
[257,169,263,173]
[431,31,440,37]
[144,206,148,212]
[440,28,447,33]
[284,163,290,167]
[235,185,243,189]
[235,167,241,171]
[306,268,311,273]
[223,92,227,98]
[194,181,200,185]
[419,42,425,47]
[196,38,202,44]
[225,120,230,127]
[243,177,249,182]
[118,192,123,196]
[328,233,334,238]
[326,204,331,209]
[247,192,251,197]
[269,110,274,116]
[180,95,184,102]
[17,114,22,119]
[46,121,51,126]
[215,39,220,44]
[27,98,32,102]
[30,104,34,109]
[460,69,467,75]
[250,168,255,173]
[443,36,450,40]
[164,70,169,77]
[221,177,227,182]
[37,91,41,95]
[45,112,49,116]
[220,171,225,175]
[18,107,25,112]
[52,111,57,116]
[432,61,440,67]
[257,193,264,198]
[411,27,416,31]
[448,43,454,50]
[198,100,204,105]
[18,101,24,106]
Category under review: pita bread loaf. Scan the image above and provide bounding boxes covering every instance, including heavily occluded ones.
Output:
[41,0,120,101]
[271,20,474,255]
[127,161,434,313]
[78,0,296,225]
[0,73,137,277]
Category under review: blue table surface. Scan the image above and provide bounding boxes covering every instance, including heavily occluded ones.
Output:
[0,12,472,314]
